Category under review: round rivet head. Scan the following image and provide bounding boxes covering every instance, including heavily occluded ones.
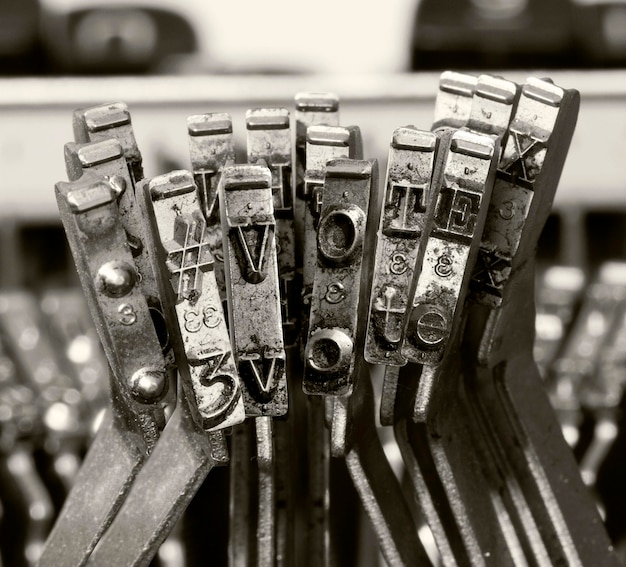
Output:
[129,368,167,403]
[96,261,136,298]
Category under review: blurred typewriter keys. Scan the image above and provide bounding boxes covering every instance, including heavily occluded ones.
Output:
[2,71,618,567]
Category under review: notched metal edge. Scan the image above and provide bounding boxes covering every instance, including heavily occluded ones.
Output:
[306,125,351,147]
[295,92,339,112]
[523,77,564,107]
[439,71,478,96]
[149,170,196,200]
[62,179,117,213]
[392,127,438,152]
[74,139,124,168]
[450,130,495,160]
[222,165,272,190]
[81,102,131,132]
[475,75,517,104]
[324,158,372,179]
[187,113,233,136]
[246,108,290,130]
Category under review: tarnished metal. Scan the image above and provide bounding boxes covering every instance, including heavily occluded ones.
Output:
[246,108,298,347]
[363,128,440,429]
[293,94,340,567]
[303,157,373,566]
[219,163,286,567]
[228,419,253,567]
[444,77,618,565]
[57,174,168,433]
[246,107,299,567]
[294,93,340,148]
[85,171,235,567]
[301,157,430,565]
[303,158,378,396]
[145,170,245,431]
[330,371,433,567]
[219,164,287,416]
[401,76,582,566]
[381,128,502,565]
[470,78,561,307]
[304,395,331,567]
[64,139,173,367]
[401,129,498,367]
[254,416,276,566]
[393,401,469,567]
[294,93,340,277]
[466,75,518,140]
[40,174,167,567]
[87,400,228,567]
[301,125,362,356]
[187,112,235,222]
[73,102,144,184]
[38,72,622,567]
[187,113,235,304]
[380,81,489,565]
[432,71,477,132]
[365,128,439,368]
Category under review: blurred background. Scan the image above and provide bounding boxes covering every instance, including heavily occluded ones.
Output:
[0,0,625,565]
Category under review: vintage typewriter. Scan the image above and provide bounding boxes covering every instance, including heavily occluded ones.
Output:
[0,65,622,567]
[2,1,626,565]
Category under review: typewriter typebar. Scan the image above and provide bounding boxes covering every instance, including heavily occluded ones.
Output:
[219,163,288,567]
[41,174,168,567]
[457,77,617,566]
[219,164,286,416]
[32,70,624,567]
[364,128,439,367]
[187,112,235,223]
[294,92,340,247]
[402,129,498,367]
[466,74,519,140]
[576,264,626,489]
[86,170,234,567]
[303,158,432,566]
[72,102,144,184]
[304,158,378,396]
[187,113,236,304]
[432,71,478,131]
[300,125,362,352]
[470,78,565,307]
[64,139,174,369]
[550,264,626,447]
[246,108,298,347]
[145,170,245,431]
